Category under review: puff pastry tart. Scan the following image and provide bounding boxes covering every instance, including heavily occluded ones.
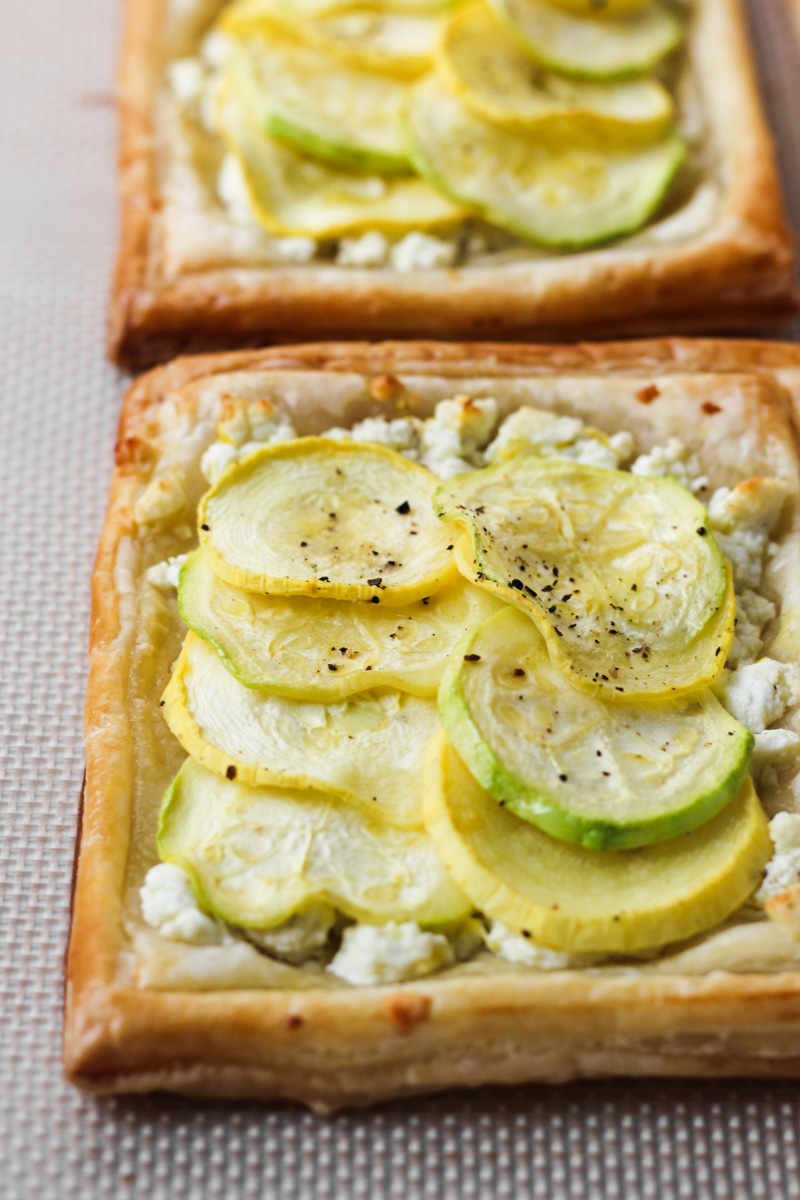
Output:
[67,338,800,1109]
[110,0,796,367]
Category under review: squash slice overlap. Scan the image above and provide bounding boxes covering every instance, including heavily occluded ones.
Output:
[435,457,734,701]
[423,731,771,954]
[199,437,459,604]
[162,633,440,829]
[439,607,753,850]
[160,758,470,930]
[178,548,504,700]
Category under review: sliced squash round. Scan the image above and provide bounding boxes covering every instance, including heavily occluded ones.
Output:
[221,0,442,76]
[178,548,503,700]
[544,0,650,13]
[160,757,470,931]
[199,437,459,605]
[440,606,753,851]
[435,456,734,702]
[162,633,440,829]
[214,71,464,236]
[488,0,683,79]
[423,731,771,954]
[436,3,673,142]
[224,32,412,175]
[406,75,686,247]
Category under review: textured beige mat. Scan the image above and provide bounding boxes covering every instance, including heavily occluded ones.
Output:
[3,0,800,1196]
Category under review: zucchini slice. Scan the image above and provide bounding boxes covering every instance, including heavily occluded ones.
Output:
[436,3,673,142]
[178,549,504,700]
[223,33,412,175]
[406,76,685,247]
[162,633,440,830]
[435,457,734,702]
[222,0,442,76]
[159,757,470,931]
[488,0,683,79]
[439,607,753,851]
[199,438,459,605]
[423,731,771,954]
[214,71,464,236]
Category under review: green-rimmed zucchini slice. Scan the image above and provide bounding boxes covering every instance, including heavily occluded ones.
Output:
[199,438,459,605]
[406,75,685,247]
[488,0,683,79]
[423,731,770,954]
[162,633,440,830]
[213,70,464,236]
[222,33,412,175]
[178,549,503,700]
[159,757,470,931]
[434,456,734,702]
[439,607,753,851]
[221,0,443,76]
[436,3,673,142]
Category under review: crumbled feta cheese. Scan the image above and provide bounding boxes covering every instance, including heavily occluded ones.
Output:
[707,479,787,590]
[201,402,298,483]
[752,729,800,771]
[200,29,234,68]
[630,437,707,493]
[484,408,633,471]
[757,813,800,903]
[167,57,205,105]
[390,232,457,272]
[420,395,498,478]
[322,415,422,459]
[244,904,336,965]
[483,921,579,970]
[713,658,800,734]
[145,554,189,590]
[726,589,776,668]
[336,231,390,268]
[270,236,317,264]
[217,152,257,225]
[133,472,187,524]
[328,921,453,986]
[140,863,224,944]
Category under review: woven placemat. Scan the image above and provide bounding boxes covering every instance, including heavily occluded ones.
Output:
[2,0,800,1196]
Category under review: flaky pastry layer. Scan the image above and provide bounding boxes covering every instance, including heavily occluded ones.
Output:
[67,338,800,1108]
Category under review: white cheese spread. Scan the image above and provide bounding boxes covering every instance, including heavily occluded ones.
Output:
[140,863,225,944]
[145,554,189,590]
[389,231,457,272]
[336,231,390,268]
[630,437,708,493]
[714,659,800,735]
[758,814,800,904]
[328,921,454,985]
[483,921,584,970]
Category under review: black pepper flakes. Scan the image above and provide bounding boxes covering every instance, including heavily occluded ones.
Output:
[395,500,411,514]
[226,765,237,780]
[328,664,338,671]
[201,523,210,531]
[513,668,525,677]
[464,653,481,662]
[696,526,707,536]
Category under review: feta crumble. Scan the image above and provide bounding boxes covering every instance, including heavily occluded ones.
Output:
[145,554,189,590]
[707,478,787,591]
[336,231,389,268]
[484,408,633,471]
[133,471,188,524]
[322,415,421,459]
[713,659,800,735]
[420,395,498,478]
[483,921,583,970]
[140,863,225,945]
[167,57,205,106]
[389,232,457,272]
[630,437,708,493]
[200,401,298,483]
[328,921,453,986]
[726,589,776,668]
[758,814,800,904]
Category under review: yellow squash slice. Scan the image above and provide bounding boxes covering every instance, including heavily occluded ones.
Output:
[162,633,440,829]
[436,3,673,142]
[406,75,685,247]
[178,548,504,700]
[223,31,412,175]
[214,70,464,236]
[222,0,443,76]
[435,456,734,702]
[488,0,683,79]
[160,757,470,931]
[199,438,459,604]
[423,731,771,954]
[439,607,753,850]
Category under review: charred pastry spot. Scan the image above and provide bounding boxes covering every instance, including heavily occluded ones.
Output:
[395,500,411,514]
[464,653,481,662]
[635,384,660,404]
[701,401,721,415]
[285,1014,304,1029]
[226,765,237,780]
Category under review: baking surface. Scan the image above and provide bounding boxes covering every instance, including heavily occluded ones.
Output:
[4,0,800,1195]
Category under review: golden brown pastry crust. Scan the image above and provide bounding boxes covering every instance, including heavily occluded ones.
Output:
[109,0,797,368]
[67,338,800,1110]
